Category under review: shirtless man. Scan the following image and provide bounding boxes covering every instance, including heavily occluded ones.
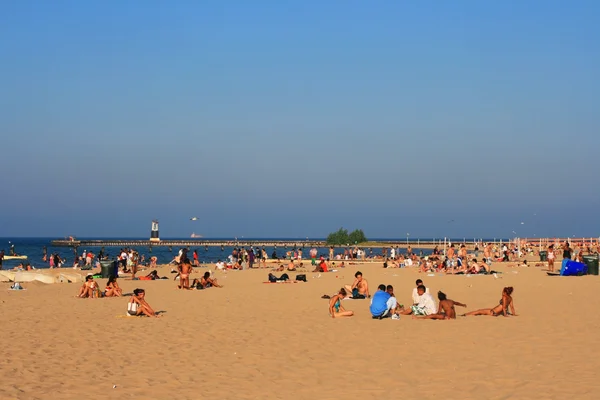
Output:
[287,260,296,271]
[447,244,456,267]
[344,271,370,298]
[192,271,223,289]
[177,259,193,289]
[483,243,492,264]
[413,291,466,320]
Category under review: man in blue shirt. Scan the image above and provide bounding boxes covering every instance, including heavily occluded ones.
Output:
[370,284,391,319]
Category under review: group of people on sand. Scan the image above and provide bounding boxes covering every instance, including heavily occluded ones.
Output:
[175,259,222,290]
[328,273,517,320]
[76,275,123,298]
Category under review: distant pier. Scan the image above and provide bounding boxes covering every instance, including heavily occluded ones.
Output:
[50,239,480,249]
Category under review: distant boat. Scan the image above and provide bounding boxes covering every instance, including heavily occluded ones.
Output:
[190,233,203,238]
[4,255,28,260]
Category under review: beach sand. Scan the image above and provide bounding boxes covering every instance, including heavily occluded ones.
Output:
[1,261,599,399]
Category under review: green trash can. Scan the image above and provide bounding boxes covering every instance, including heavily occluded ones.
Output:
[539,251,547,262]
[100,260,117,278]
[583,254,599,276]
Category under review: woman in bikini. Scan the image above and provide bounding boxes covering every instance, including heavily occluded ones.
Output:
[104,276,122,297]
[463,287,517,317]
[76,275,98,298]
[127,289,159,317]
[329,288,354,318]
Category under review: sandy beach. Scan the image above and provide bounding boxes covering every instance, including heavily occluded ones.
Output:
[1,260,599,400]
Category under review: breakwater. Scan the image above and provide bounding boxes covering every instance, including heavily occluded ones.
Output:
[50,239,479,249]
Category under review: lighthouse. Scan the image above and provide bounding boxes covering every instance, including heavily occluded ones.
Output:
[150,220,160,242]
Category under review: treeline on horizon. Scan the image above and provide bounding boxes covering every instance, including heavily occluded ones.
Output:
[326,227,367,246]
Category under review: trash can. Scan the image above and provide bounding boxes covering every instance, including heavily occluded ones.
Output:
[539,251,547,262]
[583,254,599,276]
[100,260,118,278]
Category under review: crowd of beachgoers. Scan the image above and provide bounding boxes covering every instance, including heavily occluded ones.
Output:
[45,239,597,320]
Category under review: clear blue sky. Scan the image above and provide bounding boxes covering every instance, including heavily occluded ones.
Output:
[1,1,598,239]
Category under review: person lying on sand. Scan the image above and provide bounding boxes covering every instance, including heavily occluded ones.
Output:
[268,273,290,282]
[413,291,466,320]
[127,288,159,317]
[76,275,98,298]
[192,272,223,289]
[104,276,122,297]
[329,288,354,318]
[463,287,517,317]
[344,271,370,298]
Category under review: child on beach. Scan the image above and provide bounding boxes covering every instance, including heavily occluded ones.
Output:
[127,289,159,317]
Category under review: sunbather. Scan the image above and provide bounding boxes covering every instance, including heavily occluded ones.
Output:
[329,288,354,318]
[76,275,98,298]
[413,291,466,320]
[463,287,517,317]
[192,271,222,289]
[127,289,159,317]
[104,276,122,297]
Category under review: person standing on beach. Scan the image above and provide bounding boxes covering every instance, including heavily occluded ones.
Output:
[562,242,572,260]
[177,259,193,289]
[547,245,556,272]
[0,249,4,270]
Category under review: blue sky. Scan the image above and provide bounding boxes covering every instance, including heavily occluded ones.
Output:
[1,1,598,239]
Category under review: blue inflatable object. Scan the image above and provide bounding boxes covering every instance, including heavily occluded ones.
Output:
[560,260,588,276]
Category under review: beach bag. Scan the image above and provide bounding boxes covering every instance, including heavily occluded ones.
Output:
[295,274,306,282]
[127,301,138,315]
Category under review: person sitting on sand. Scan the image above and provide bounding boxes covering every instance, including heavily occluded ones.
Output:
[386,284,402,319]
[463,287,517,317]
[104,276,122,297]
[313,258,329,273]
[127,288,159,317]
[412,279,429,305]
[192,271,222,289]
[413,291,466,320]
[329,288,354,318]
[287,260,296,271]
[215,260,226,270]
[177,259,193,290]
[344,271,370,299]
[77,275,98,298]
[370,284,393,319]
[399,284,436,316]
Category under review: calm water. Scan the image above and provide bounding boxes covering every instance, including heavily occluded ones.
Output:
[0,237,506,269]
